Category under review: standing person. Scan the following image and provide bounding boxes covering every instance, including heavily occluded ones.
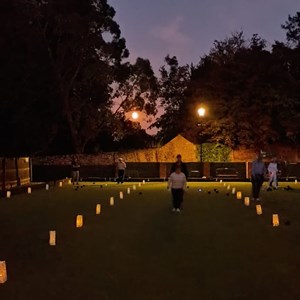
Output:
[167,166,187,212]
[251,154,266,201]
[268,157,278,189]
[116,158,126,184]
[170,154,189,179]
[71,157,80,185]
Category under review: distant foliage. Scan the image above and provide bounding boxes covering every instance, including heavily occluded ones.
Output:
[182,26,300,150]
[199,143,231,162]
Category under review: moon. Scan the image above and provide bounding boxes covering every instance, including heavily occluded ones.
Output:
[132,112,139,120]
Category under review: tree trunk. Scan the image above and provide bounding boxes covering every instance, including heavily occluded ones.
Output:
[65,105,82,153]
[60,63,83,153]
[60,87,83,153]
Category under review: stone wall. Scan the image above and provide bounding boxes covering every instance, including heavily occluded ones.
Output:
[32,135,198,165]
[230,147,257,162]
[231,145,299,162]
[32,135,300,166]
[117,148,158,163]
[32,153,116,166]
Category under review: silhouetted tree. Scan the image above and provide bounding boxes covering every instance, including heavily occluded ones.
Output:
[183,31,296,150]
[111,57,158,141]
[0,0,61,155]
[282,12,300,48]
[0,0,131,154]
[150,55,191,143]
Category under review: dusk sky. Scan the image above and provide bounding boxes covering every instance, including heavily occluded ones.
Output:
[108,0,300,73]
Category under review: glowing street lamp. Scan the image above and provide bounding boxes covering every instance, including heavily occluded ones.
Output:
[197,107,206,117]
[197,107,206,162]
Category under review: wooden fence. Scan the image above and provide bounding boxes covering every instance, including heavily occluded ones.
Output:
[0,157,30,191]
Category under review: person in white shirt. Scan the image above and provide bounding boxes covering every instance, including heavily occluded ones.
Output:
[268,157,278,189]
[167,166,187,212]
[116,158,126,184]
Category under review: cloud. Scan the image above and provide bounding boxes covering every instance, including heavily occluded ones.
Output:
[150,16,191,46]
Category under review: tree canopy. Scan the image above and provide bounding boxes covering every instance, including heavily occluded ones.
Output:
[155,18,300,151]
[150,55,191,143]
[0,0,157,155]
[1,3,300,155]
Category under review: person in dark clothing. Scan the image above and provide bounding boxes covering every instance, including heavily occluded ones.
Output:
[71,157,80,185]
[251,154,266,201]
[170,154,188,179]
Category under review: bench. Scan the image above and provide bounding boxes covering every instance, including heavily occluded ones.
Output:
[215,167,239,179]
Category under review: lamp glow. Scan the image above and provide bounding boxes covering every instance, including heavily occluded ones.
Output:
[197,107,206,117]
[256,205,263,215]
[244,197,250,206]
[110,197,114,206]
[0,261,7,284]
[236,191,242,199]
[272,214,279,226]
[96,204,101,214]
[49,231,56,246]
[76,215,83,228]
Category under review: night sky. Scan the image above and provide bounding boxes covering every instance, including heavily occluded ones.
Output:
[108,0,300,73]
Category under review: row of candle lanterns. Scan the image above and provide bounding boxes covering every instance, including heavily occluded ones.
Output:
[73,181,145,230]
[5,180,68,198]
[2,180,147,284]
[4,179,282,284]
[72,183,144,231]
[221,181,280,227]
[5,179,147,198]
[2,181,70,282]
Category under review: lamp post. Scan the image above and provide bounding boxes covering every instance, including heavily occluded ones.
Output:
[197,107,206,162]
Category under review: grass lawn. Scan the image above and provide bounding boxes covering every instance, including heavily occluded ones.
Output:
[1,181,300,300]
